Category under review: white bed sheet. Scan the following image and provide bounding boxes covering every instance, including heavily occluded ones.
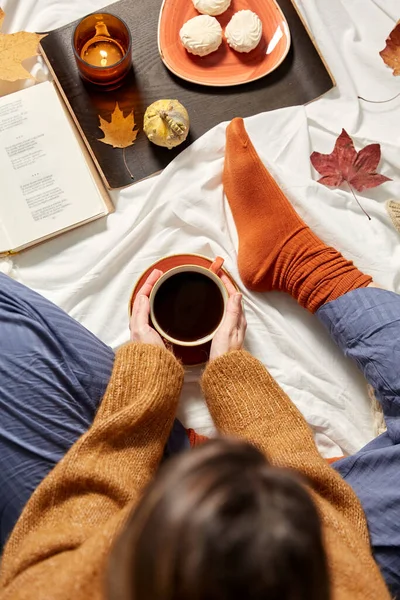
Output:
[1,0,399,457]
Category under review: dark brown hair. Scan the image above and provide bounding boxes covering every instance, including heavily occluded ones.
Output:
[107,438,330,600]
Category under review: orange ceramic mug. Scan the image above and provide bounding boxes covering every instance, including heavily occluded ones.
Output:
[149,257,228,347]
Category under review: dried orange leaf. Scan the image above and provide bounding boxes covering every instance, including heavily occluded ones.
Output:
[380,21,400,76]
[97,103,138,149]
[0,9,47,82]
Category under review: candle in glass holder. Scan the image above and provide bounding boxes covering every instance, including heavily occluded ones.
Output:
[73,13,132,90]
[82,38,124,67]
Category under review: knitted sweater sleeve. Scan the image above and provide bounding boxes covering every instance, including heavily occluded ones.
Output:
[201,350,368,538]
[0,343,184,600]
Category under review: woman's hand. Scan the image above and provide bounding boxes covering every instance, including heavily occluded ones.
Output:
[130,269,165,347]
[210,275,247,361]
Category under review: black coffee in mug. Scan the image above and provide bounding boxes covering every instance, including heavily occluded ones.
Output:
[153,271,225,343]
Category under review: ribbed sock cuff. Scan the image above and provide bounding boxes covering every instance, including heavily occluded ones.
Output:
[307,271,372,313]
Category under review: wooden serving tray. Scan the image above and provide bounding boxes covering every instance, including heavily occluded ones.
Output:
[40,0,334,189]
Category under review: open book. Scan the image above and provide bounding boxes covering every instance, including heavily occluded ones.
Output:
[0,81,113,254]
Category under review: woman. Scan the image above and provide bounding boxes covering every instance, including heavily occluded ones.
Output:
[0,266,390,600]
[0,118,395,599]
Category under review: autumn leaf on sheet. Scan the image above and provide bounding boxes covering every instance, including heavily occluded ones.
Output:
[310,129,392,219]
[97,103,138,149]
[0,8,47,82]
[380,21,400,76]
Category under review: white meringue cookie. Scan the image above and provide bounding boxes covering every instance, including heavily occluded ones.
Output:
[225,10,263,53]
[192,0,231,17]
[180,15,223,57]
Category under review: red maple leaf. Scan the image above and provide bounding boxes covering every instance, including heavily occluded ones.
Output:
[380,21,400,76]
[310,129,392,219]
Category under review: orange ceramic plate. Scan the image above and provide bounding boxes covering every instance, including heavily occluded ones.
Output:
[129,254,238,367]
[158,0,291,87]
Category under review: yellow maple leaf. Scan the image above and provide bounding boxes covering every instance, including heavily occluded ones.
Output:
[0,8,47,82]
[97,103,139,149]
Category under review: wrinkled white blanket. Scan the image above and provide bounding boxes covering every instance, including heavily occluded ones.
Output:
[1,0,399,457]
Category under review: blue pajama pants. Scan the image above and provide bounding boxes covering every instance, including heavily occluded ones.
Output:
[1,275,400,596]
[318,288,400,597]
[0,273,189,551]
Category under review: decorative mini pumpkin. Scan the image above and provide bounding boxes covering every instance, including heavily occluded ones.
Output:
[143,99,190,149]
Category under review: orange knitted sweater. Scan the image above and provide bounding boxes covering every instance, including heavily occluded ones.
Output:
[0,344,390,600]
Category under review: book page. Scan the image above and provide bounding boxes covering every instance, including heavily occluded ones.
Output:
[0,82,107,252]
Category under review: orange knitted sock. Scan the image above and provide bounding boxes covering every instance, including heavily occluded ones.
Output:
[223,118,372,313]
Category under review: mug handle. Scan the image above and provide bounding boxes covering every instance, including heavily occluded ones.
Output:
[209,256,224,275]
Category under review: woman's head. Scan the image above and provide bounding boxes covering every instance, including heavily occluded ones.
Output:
[107,439,330,600]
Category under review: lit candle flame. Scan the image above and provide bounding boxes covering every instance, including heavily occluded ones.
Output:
[100,49,108,67]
